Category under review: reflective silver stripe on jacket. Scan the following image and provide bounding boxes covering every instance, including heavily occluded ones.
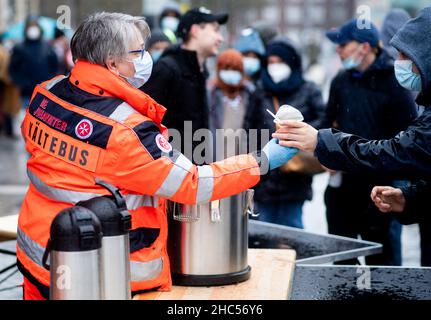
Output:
[196,165,214,204]
[109,102,138,124]
[155,150,193,198]
[44,76,67,91]
[130,258,163,283]
[28,168,100,203]
[17,227,46,268]
[27,169,158,210]
[124,194,159,210]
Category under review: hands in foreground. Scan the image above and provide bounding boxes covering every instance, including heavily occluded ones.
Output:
[371,186,406,213]
[272,120,319,153]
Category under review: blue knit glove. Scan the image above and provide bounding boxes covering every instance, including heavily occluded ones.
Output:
[262,139,299,170]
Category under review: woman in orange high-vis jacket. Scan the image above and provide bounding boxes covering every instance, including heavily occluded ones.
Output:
[18,12,298,300]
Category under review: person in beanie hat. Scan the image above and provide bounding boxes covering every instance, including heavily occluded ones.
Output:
[159,1,182,43]
[234,28,266,87]
[208,49,264,160]
[142,7,228,164]
[254,36,326,229]
[146,28,172,63]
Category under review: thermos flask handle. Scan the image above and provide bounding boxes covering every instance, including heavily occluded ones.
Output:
[95,178,127,210]
[42,239,51,270]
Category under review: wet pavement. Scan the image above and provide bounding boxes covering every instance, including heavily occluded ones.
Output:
[0,137,28,217]
[0,241,22,300]
[291,265,431,300]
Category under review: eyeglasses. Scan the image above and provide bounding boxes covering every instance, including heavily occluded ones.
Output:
[128,49,146,59]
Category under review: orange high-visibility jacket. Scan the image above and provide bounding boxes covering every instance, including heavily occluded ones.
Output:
[17,61,264,297]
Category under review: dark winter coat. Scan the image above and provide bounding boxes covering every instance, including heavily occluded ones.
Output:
[314,7,431,230]
[141,45,209,159]
[397,180,431,225]
[255,38,326,203]
[9,39,58,97]
[315,7,431,181]
[320,49,417,140]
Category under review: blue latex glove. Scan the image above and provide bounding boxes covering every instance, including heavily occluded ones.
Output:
[262,138,299,170]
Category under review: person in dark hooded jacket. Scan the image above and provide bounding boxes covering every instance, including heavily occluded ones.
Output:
[253,36,325,229]
[381,8,411,60]
[273,7,431,266]
[8,16,58,108]
[316,18,418,266]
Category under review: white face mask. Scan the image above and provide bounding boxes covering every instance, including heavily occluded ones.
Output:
[219,70,243,86]
[267,63,291,83]
[122,51,153,88]
[26,26,41,40]
[150,49,164,63]
[161,16,180,32]
[394,59,422,92]
[243,57,261,76]
[342,44,365,70]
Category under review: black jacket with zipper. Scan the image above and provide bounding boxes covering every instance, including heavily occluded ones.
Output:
[141,45,209,160]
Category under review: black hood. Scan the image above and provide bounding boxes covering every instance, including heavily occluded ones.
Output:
[24,15,43,42]
[262,36,305,96]
[267,36,302,72]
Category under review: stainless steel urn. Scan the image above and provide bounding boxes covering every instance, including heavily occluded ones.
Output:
[167,189,256,286]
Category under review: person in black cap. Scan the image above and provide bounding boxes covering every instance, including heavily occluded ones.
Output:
[278,18,418,266]
[142,7,228,163]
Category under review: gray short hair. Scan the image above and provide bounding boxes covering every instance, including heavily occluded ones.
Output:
[71,12,151,65]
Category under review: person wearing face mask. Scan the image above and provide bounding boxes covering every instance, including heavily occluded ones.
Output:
[208,49,264,159]
[159,2,182,44]
[253,37,326,229]
[146,29,172,64]
[234,28,266,89]
[17,12,299,300]
[0,34,20,139]
[142,7,229,164]
[274,17,421,266]
[318,18,417,266]
[275,7,431,266]
[8,16,58,113]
